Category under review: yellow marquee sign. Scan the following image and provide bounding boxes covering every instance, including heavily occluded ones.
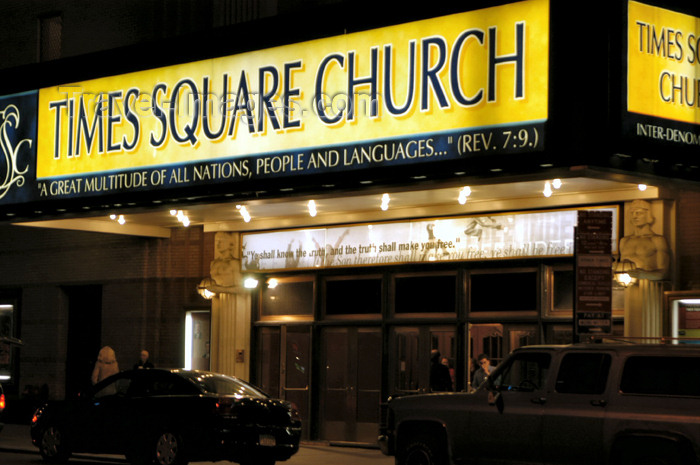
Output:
[37,0,549,181]
[628,1,700,124]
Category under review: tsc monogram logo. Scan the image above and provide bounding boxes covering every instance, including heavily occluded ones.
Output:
[0,104,32,200]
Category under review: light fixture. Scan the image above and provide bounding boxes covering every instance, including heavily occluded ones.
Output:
[552,178,562,189]
[244,277,259,289]
[308,200,317,217]
[458,186,471,205]
[613,258,637,288]
[381,193,390,211]
[109,214,126,224]
[237,205,251,223]
[197,278,216,300]
[543,181,553,197]
[170,209,190,227]
[638,184,647,191]
[267,278,279,289]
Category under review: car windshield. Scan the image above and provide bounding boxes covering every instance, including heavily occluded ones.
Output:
[177,371,267,398]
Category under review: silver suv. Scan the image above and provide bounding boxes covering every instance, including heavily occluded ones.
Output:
[379,344,700,465]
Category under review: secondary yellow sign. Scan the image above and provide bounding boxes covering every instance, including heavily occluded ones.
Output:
[37,0,549,179]
[628,1,700,124]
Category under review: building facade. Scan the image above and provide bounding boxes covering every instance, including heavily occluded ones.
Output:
[1,0,700,443]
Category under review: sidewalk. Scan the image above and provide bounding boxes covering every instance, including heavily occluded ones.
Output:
[0,423,34,453]
[0,423,393,465]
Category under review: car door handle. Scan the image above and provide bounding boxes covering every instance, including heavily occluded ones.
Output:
[590,399,608,407]
[531,397,547,404]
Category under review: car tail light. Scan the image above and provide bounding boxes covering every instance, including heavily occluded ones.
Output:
[0,393,5,411]
[214,397,235,415]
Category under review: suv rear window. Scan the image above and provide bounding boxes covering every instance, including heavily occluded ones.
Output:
[621,356,700,397]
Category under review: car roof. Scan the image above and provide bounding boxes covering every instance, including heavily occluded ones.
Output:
[513,343,700,356]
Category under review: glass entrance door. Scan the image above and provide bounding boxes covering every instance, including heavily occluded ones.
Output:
[390,326,457,395]
[467,323,538,390]
[257,326,311,439]
[320,326,381,444]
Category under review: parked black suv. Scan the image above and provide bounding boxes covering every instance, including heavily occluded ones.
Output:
[380,344,700,465]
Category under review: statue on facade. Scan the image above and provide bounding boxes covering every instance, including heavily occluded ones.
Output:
[208,232,245,292]
[618,200,671,281]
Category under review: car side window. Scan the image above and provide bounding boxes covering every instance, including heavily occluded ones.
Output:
[621,356,700,397]
[493,352,551,392]
[128,374,198,397]
[95,377,131,398]
[555,353,611,394]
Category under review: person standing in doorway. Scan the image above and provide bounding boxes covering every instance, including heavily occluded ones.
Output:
[133,349,154,369]
[91,346,119,385]
[430,349,452,392]
[473,353,494,389]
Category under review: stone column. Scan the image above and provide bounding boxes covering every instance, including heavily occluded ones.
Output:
[205,232,252,380]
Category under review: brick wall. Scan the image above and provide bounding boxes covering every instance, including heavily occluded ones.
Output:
[0,224,215,401]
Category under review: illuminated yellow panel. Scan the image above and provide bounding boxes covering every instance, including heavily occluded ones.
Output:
[628,1,700,124]
[37,0,549,178]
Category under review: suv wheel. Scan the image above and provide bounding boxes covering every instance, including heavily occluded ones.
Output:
[39,426,71,463]
[401,435,446,465]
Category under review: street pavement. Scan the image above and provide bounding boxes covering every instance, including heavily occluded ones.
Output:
[0,423,394,465]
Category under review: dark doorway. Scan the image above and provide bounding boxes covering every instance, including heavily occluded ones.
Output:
[64,285,102,399]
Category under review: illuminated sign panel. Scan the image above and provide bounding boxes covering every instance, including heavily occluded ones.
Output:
[627,1,700,147]
[241,207,618,271]
[0,91,38,205]
[19,0,548,203]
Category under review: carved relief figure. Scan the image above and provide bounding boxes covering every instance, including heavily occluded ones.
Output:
[211,232,241,287]
[619,200,671,281]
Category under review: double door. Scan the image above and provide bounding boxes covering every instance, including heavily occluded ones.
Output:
[257,325,382,444]
[320,327,382,444]
[257,326,311,439]
[391,326,457,395]
[389,324,537,395]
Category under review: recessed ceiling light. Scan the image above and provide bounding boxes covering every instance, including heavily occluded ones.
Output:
[237,205,251,223]
[381,193,390,211]
[308,200,318,217]
[458,186,471,205]
[543,181,553,197]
